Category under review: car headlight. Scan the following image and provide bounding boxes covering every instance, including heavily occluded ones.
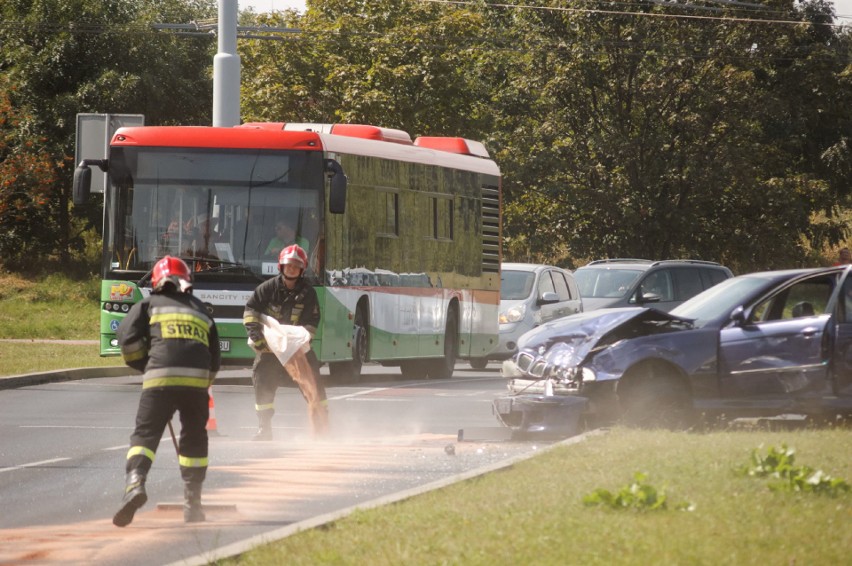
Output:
[499,304,527,324]
[581,367,596,382]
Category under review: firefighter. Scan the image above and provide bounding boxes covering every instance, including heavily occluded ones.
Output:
[112,256,221,527]
[243,244,326,440]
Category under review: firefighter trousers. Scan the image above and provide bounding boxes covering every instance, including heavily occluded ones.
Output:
[252,350,328,434]
[126,387,209,484]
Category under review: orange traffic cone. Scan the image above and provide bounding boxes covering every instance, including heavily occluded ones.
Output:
[206,387,220,436]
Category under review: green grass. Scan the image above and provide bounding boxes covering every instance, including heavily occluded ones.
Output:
[0,272,101,339]
[0,342,119,376]
[220,428,851,566]
[0,272,119,375]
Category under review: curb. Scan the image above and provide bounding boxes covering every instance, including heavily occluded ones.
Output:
[0,366,133,390]
[168,428,608,566]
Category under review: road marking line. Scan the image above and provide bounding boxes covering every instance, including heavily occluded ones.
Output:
[20,425,131,429]
[0,457,71,474]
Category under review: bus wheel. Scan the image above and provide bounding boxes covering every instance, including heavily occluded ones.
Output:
[469,358,488,370]
[330,304,368,381]
[426,309,458,379]
[400,360,428,380]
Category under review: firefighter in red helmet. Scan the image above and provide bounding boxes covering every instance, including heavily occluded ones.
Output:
[112,256,221,526]
[243,244,326,440]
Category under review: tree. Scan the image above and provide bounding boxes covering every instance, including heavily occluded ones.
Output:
[0,0,215,271]
[489,0,850,270]
[239,0,495,138]
[0,79,60,268]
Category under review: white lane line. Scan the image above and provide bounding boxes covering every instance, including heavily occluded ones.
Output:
[19,425,131,429]
[328,376,494,402]
[0,457,71,474]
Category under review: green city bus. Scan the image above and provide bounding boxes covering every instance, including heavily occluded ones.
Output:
[73,122,502,379]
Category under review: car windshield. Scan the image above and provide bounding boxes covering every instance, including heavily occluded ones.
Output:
[574,268,642,298]
[501,270,536,300]
[670,276,769,327]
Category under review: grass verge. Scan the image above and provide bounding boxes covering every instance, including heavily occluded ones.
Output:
[0,272,100,339]
[0,272,116,376]
[220,427,851,566]
[0,342,120,376]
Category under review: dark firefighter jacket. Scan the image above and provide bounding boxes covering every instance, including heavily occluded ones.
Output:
[117,291,221,389]
[243,275,320,348]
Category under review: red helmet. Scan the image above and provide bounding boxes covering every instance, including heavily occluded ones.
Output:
[151,256,192,293]
[279,244,308,271]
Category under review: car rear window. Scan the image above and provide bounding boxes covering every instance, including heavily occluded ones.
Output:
[575,268,642,298]
[675,268,704,300]
[703,267,729,287]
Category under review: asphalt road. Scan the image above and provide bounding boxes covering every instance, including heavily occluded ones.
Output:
[0,363,561,565]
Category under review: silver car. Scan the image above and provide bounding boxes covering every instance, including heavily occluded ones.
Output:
[574,259,732,312]
[473,263,582,368]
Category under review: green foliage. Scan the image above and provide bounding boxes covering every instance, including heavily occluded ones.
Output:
[737,443,851,496]
[0,0,215,270]
[583,471,693,512]
[0,77,63,268]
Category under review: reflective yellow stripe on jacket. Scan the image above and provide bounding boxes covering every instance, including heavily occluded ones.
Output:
[120,338,148,364]
[142,367,212,389]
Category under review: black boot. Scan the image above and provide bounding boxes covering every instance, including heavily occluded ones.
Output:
[252,412,273,441]
[113,470,147,527]
[184,482,205,523]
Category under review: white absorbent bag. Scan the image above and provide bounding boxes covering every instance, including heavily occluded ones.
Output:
[248,314,311,366]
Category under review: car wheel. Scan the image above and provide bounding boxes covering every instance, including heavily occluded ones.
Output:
[619,363,695,430]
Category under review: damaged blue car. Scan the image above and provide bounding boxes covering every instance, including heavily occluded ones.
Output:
[494,266,852,435]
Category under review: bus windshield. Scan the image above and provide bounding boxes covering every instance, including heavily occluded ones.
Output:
[105,147,324,281]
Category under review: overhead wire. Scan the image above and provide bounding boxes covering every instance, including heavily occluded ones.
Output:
[416,0,846,28]
[0,0,848,63]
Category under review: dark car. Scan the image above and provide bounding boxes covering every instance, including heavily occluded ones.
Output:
[574,259,732,312]
[494,266,852,435]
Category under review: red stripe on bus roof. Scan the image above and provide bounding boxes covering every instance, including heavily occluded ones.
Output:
[110,126,324,150]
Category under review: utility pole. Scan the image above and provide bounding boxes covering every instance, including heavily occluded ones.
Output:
[213,0,240,127]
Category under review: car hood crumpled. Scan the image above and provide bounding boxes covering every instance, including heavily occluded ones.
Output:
[513,307,689,374]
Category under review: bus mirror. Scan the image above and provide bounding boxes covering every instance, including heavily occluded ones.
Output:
[72,165,92,206]
[72,159,108,206]
[326,159,347,214]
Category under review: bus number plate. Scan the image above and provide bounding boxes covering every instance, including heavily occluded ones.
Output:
[219,340,230,352]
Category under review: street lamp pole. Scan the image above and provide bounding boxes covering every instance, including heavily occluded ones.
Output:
[213,0,241,127]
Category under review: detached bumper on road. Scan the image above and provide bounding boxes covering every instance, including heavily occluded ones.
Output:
[492,394,588,439]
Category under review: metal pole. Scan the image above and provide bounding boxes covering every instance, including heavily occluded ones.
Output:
[167,420,180,456]
[213,0,241,127]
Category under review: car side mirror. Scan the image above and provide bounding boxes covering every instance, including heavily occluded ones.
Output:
[639,291,661,304]
[730,305,746,325]
[538,291,559,305]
